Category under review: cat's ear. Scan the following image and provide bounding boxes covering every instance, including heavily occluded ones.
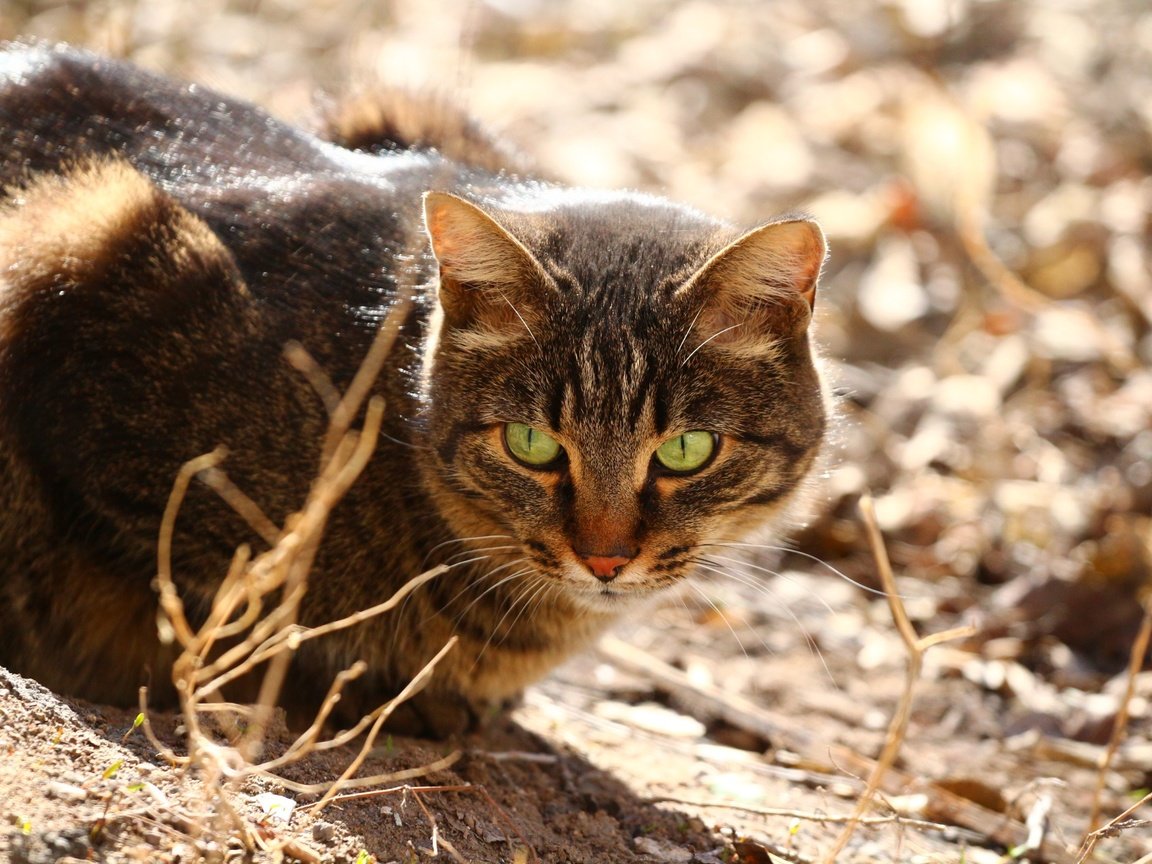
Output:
[682,217,826,351]
[423,191,548,339]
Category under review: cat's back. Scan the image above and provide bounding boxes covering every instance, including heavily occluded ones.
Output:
[0,43,330,179]
[2,43,438,320]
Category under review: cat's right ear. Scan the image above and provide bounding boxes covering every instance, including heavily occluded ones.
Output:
[422,191,548,340]
[680,217,826,355]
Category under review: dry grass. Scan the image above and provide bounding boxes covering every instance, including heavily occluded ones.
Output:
[131,283,463,858]
[821,495,976,863]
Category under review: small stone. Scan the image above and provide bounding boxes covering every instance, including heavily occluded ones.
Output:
[857,235,928,331]
[311,821,337,843]
[254,792,296,824]
[722,102,813,192]
[593,701,706,739]
[44,781,87,802]
[634,836,693,862]
[1032,306,1104,362]
[930,374,1001,419]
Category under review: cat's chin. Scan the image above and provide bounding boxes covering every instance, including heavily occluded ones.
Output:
[561,582,661,614]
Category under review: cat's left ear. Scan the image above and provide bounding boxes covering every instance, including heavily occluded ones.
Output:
[682,217,826,347]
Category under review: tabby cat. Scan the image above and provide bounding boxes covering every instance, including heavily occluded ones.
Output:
[0,43,829,734]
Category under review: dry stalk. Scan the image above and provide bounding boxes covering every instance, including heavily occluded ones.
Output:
[403,789,470,864]
[955,206,1049,314]
[196,466,282,546]
[137,285,465,858]
[1078,520,1152,860]
[1080,591,1152,854]
[821,494,975,864]
[320,289,413,466]
[647,795,976,837]
[1077,790,1152,864]
[899,81,1050,316]
[278,751,463,795]
[310,636,460,814]
[190,562,447,701]
[282,340,341,416]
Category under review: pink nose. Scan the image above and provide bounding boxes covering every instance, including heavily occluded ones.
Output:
[580,554,632,582]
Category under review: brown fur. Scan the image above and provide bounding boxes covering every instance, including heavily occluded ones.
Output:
[0,43,831,736]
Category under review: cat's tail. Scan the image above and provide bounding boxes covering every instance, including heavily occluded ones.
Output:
[315,87,527,175]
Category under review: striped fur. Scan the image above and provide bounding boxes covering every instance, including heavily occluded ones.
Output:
[0,44,829,735]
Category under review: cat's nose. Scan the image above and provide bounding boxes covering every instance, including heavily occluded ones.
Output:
[578,552,634,582]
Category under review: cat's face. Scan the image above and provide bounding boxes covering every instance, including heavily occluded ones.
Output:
[420,189,828,612]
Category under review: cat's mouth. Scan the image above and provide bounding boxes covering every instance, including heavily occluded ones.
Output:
[556,560,671,611]
[565,584,649,612]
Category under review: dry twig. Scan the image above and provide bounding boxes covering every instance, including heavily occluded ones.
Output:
[822,494,974,864]
[646,794,982,841]
[595,499,1072,861]
[133,285,466,859]
[1080,593,1152,858]
[596,634,811,753]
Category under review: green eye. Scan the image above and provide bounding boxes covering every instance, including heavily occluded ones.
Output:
[504,422,563,467]
[654,431,716,474]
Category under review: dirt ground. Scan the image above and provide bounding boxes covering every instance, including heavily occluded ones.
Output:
[1,0,1151,862]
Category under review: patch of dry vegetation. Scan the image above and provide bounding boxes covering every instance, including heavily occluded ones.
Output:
[127,293,471,860]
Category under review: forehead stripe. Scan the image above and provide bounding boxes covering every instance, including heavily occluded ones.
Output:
[625,359,659,428]
[547,379,565,429]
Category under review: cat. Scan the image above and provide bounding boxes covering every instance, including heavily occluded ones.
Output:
[0,42,830,735]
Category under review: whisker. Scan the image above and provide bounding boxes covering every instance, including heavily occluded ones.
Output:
[697,558,836,685]
[498,290,540,348]
[680,322,743,367]
[498,577,552,646]
[675,304,706,357]
[377,430,433,452]
[421,533,515,569]
[705,541,895,599]
[473,574,549,666]
[442,544,520,565]
[432,545,525,576]
[684,577,751,659]
[388,550,498,655]
[702,553,838,616]
[442,560,532,620]
[448,564,535,626]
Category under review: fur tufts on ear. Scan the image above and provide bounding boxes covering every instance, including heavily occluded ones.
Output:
[682,217,826,355]
[422,191,549,342]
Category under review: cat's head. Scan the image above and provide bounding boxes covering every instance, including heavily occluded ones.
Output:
[419,188,828,612]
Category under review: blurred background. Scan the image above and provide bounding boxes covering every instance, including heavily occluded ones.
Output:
[3,0,1150,750]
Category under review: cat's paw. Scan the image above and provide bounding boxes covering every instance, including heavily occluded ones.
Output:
[348,689,517,739]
